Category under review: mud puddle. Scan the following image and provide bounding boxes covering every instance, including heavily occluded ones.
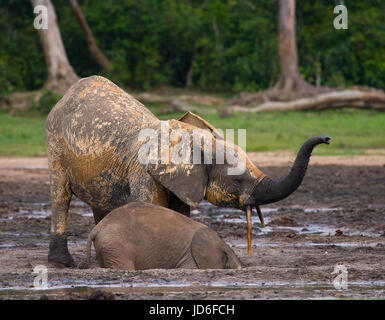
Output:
[233,241,385,248]
[2,279,385,300]
[3,279,385,292]
[196,201,382,237]
[1,162,385,299]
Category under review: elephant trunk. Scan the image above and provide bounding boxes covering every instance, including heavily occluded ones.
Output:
[253,136,331,205]
[244,136,330,258]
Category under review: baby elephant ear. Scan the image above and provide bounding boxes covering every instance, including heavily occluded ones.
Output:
[192,227,241,269]
[178,112,224,140]
[148,163,207,208]
[191,228,228,269]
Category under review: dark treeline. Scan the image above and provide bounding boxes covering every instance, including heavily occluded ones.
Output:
[1,0,384,96]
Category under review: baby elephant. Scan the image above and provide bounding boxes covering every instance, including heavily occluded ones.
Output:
[80,202,242,270]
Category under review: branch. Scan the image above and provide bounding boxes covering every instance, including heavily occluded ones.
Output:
[69,0,112,70]
[136,93,215,114]
[226,90,385,113]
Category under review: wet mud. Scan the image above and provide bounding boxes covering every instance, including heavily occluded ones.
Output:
[0,159,385,299]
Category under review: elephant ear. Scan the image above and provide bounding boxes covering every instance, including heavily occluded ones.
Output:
[191,227,228,269]
[147,162,207,208]
[178,112,224,140]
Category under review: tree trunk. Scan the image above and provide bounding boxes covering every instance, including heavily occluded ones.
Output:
[186,58,194,88]
[273,0,314,92]
[32,0,79,94]
[69,0,112,70]
[228,0,382,111]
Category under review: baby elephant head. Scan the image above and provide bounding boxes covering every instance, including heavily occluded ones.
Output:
[191,227,242,269]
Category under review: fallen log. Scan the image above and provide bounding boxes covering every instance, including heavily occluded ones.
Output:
[135,93,215,114]
[0,90,43,111]
[226,89,385,113]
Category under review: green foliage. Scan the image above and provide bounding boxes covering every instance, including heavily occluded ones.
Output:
[0,1,46,95]
[30,90,61,114]
[1,0,385,94]
[297,0,385,89]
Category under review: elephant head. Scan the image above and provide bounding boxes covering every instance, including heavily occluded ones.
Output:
[144,112,330,255]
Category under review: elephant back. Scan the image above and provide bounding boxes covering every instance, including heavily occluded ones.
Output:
[46,75,159,154]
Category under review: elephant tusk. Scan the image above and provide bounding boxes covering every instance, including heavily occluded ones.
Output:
[246,205,252,258]
[256,206,265,228]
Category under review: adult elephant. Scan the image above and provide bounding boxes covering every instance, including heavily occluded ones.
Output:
[46,76,330,266]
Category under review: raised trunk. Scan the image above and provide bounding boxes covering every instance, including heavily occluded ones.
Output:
[244,136,330,258]
[32,0,79,94]
[253,136,330,205]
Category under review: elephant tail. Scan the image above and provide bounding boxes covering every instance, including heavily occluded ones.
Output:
[78,226,99,269]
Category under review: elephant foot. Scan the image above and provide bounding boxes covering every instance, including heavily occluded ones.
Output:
[48,234,74,267]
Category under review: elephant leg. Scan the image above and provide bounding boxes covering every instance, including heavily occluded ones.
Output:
[106,258,135,271]
[169,193,190,216]
[176,254,199,269]
[97,239,136,270]
[48,167,74,267]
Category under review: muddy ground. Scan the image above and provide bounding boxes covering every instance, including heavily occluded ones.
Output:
[0,156,385,300]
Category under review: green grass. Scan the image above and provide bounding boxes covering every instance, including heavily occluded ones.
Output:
[1,108,385,156]
[0,111,46,156]
[159,109,385,155]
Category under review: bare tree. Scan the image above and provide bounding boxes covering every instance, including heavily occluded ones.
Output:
[32,0,79,94]
[273,0,313,93]
[227,0,385,113]
[69,0,111,70]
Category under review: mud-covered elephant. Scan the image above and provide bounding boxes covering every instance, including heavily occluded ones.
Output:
[79,202,242,270]
[46,75,330,266]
